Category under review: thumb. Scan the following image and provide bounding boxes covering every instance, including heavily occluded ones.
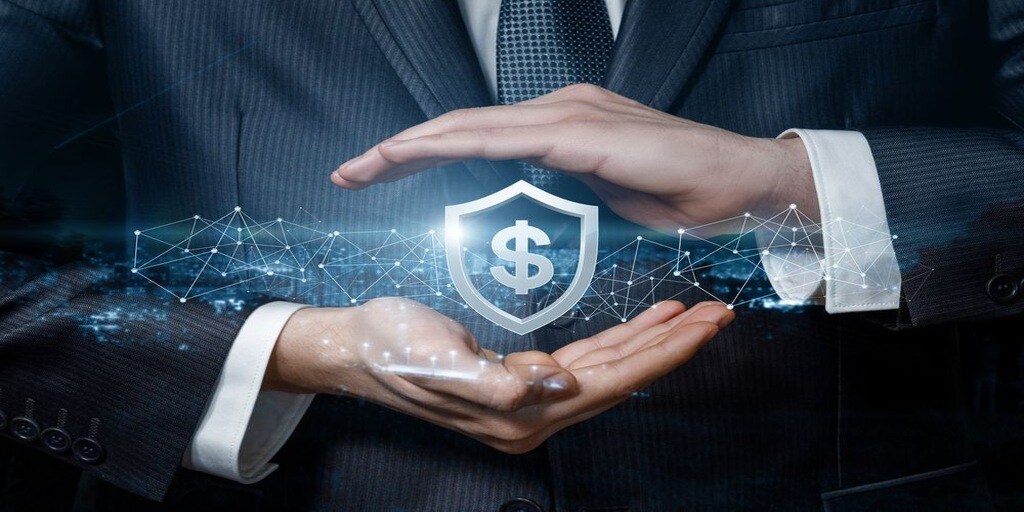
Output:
[501,351,579,406]
[396,350,577,411]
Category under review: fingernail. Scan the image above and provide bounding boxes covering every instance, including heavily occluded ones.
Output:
[717,314,735,328]
[542,373,572,392]
[335,153,370,175]
[379,140,398,148]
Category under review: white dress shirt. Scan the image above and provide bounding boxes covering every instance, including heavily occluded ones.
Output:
[184,0,901,483]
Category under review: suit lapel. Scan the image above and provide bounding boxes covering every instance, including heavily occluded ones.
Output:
[353,0,518,189]
[604,0,736,111]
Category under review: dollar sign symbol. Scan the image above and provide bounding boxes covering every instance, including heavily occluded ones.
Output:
[490,220,555,295]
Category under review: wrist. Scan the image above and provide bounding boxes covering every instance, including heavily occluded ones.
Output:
[263,307,362,395]
[752,136,817,220]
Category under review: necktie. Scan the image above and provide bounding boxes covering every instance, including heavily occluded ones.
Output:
[496,0,614,190]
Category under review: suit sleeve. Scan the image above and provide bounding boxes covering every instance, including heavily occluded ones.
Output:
[855,0,1024,327]
[0,0,250,500]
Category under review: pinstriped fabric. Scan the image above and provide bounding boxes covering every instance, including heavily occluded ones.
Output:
[0,253,246,501]
[863,127,1024,326]
[602,0,732,111]
[991,0,1024,127]
[0,0,248,502]
[0,0,1017,511]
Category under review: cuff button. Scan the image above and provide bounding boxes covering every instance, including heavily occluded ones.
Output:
[41,427,72,453]
[72,437,105,464]
[499,498,544,512]
[986,274,1019,304]
[10,417,40,442]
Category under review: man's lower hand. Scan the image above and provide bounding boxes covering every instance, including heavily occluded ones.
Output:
[263,297,732,453]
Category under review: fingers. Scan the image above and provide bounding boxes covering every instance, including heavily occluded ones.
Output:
[501,351,579,405]
[565,302,733,369]
[378,103,586,144]
[401,350,577,412]
[333,85,634,173]
[524,316,721,441]
[333,124,578,188]
[559,319,724,417]
[551,300,686,367]
[331,85,642,189]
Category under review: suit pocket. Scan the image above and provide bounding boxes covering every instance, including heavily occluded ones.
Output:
[820,461,993,512]
[717,0,937,53]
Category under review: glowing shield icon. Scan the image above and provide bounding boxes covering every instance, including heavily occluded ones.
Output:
[445,180,599,335]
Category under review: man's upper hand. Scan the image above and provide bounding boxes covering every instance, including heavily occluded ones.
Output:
[263,297,733,454]
[331,84,816,235]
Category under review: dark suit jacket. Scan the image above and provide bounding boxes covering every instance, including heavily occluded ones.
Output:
[2,0,1023,511]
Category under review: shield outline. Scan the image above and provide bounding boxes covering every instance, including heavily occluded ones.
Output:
[445,180,599,335]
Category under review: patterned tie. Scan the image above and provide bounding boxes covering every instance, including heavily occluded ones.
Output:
[497,0,614,190]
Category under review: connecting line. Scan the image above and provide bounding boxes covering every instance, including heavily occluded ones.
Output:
[131,204,902,319]
[55,41,257,149]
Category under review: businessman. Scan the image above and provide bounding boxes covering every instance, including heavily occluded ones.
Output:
[2,0,1023,511]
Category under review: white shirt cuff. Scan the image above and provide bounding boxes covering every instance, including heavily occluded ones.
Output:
[183,301,315,483]
[759,129,902,313]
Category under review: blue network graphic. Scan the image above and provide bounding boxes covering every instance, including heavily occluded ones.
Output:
[129,205,930,329]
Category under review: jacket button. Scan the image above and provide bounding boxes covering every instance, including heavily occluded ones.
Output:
[551,307,581,328]
[0,410,7,431]
[986,274,1019,304]
[10,417,40,442]
[41,427,72,453]
[72,438,105,464]
[499,497,543,512]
